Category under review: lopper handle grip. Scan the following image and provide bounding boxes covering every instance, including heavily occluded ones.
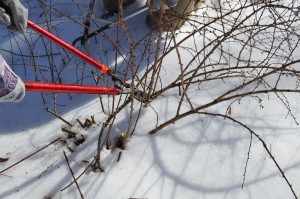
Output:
[27,20,110,74]
[24,82,119,95]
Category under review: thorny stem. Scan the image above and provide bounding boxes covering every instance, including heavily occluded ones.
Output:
[149,56,300,135]
[5,0,300,197]
[242,133,252,189]
[197,112,297,198]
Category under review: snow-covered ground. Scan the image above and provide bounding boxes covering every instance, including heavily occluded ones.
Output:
[1,0,300,198]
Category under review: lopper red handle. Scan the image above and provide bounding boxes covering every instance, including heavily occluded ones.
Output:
[24,82,119,95]
[27,20,110,74]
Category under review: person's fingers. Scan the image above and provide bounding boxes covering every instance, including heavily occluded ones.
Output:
[0,8,12,26]
[11,3,28,30]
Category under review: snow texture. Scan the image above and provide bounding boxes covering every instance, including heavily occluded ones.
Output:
[0,0,300,198]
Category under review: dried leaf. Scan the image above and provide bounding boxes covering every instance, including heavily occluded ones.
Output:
[0,157,9,163]
[83,116,96,128]
[226,106,232,116]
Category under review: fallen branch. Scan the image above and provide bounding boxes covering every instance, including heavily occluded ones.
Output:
[61,127,77,137]
[63,151,84,199]
[0,137,61,174]
[61,156,101,191]
[44,107,73,127]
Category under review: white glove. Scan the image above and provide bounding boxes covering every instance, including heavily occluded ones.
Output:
[0,55,25,102]
[0,0,28,31]
[148,0,178,11]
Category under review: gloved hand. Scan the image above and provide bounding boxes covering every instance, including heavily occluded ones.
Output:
[0,55,25,102]
[0,0,28,31]
[148,0,179,11]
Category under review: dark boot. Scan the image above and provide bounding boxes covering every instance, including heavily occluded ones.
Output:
[146,0,203,31]
[102,0,136,12]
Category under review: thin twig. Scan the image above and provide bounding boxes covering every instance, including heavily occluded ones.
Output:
[198,112,297,198]
[61,156,98,191]
[242,133,253,189]
[0,138,61,174]
[61,127,77,137]
[63,151,84,199]
[76,119,85,128]
[44,107,73,127]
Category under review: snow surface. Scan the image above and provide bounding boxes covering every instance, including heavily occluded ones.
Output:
[1,0,300,198]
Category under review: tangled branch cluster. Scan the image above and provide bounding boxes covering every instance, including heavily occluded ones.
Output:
[2,0,300,197]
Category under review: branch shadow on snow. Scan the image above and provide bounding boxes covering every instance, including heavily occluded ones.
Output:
[78,106,300,198]
[136,116,300,198]
[2,0,300,198]
[0,0,173,197]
